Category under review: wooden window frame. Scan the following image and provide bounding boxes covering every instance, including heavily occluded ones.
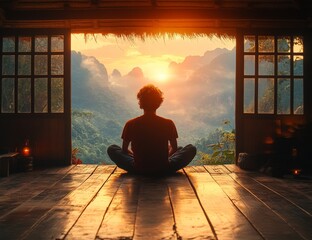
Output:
[0,29,70,116]
[241,34,305,117]
[0,29,71,166]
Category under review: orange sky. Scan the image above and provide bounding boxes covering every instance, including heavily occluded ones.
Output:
[71,33,235,83]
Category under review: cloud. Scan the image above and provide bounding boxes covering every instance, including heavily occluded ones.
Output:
[74,47,236,143]
[108,66,149,106]
[126,48,142,57]
[80,54,109,89]
[161,49,236,131]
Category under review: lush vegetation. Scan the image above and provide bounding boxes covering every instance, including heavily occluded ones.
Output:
[193,120,235,165]
[71,110,117,164]
[71,50,236,165]
[71,51,134,164]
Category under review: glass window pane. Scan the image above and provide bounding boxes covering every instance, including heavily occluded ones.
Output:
[51,78,64,113]
[244,36,255,52]
[18,78,31,113]
[277,37,291,53]
[244,78,255,113]
[258,36,274,52]
[293,55,303,76]
[259,55,274,75]
[18,37,32,52]
[293,36,303,53]
[51,55,64,75]
[294,78,304,115]
[2,55,15,75]
[18,55,31,75]
[258,78,274,114]
[277,55,290,75]
[2,37,15,52]
[35,36,48,52]
[244,55,255,75]
[1,78,15,113]
[34,55,48,75]
[51,35,64,52]
[277,78,290,114]
[34,78,48,113]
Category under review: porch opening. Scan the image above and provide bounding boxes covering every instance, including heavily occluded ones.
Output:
[71,34,236,165]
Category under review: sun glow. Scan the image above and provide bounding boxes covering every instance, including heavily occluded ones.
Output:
[71,33,235,79]
[154,71,170,82]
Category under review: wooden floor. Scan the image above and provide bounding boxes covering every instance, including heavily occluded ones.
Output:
[0,164,311,240]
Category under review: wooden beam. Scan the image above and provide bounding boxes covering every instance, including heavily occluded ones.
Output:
[2,18,309,33]
[292,0,311,17]
[0,8,5,26]
[3,8,310,21]
[213,0,223,8]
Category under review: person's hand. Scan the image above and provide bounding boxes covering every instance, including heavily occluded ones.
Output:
[128,149,134,157]
[168,139,178,156]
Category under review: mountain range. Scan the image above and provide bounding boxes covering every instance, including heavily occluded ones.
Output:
[71,47,236,163]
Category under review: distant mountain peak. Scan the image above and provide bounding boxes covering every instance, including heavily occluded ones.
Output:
[127,67,144,79]
[111,69,121,78]
[168,48,231,72]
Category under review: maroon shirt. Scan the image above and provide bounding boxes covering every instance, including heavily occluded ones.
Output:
[122,114,178,173]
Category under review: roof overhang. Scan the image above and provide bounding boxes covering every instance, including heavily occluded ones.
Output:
[1,1,312,35]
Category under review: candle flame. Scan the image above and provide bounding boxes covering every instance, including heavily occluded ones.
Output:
[293,169,301,176]
[22,147,30,156]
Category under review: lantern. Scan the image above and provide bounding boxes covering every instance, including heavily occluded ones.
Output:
[292,169,301,177]
[22,139,31,157]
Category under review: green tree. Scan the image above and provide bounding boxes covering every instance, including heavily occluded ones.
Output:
[195,120,235,165]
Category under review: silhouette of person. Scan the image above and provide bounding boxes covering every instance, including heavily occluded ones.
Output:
[107,84,196,175]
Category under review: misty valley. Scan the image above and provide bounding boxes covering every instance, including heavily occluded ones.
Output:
[71,48,236,165]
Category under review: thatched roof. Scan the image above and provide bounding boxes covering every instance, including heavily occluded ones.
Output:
[1,0,312,36]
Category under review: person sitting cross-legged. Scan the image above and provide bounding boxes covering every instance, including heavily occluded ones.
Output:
[107,84,196,175]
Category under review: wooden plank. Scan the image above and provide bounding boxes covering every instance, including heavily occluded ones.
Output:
[0,165,81,218]
[191,165,207,173]
[0,166,52,187]
[0,173,67,218]
[252,175,312,213]
[231,173,312,240]
[23,166,114,239]
[68,164,97,174]
[114,166,128,174]
[0,167,93,239]
[166,171,216,239]
[64,170,126,239]
[133,177,176,240]
[184,166,263,240]
[212,173,304,240]
[283,180,312,200]
[42,164,76,174]
[0,165,76,195]
[204,165,232,174]
[184,166,197,173]
[0,172,44,195]
[93,164,116,174]
[96,174,140,239]
[223,163,243,173]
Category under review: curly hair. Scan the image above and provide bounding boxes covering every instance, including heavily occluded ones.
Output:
[137,84,164,111]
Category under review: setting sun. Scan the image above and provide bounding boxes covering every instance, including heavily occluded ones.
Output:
[154,71,170,82]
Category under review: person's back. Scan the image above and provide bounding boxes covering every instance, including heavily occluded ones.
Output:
[107,84,196,175]
[122,114,177,173]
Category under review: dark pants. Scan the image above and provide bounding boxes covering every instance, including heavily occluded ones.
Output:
[107,144,197,173]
